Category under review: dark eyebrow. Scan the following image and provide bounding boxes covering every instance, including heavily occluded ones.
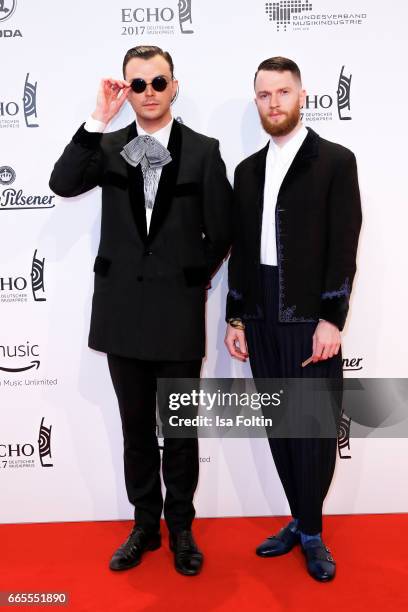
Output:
[256,86,292,95]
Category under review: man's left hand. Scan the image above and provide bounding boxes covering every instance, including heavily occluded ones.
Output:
[312,320,341,362]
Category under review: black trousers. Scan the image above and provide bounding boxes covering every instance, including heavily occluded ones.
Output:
[107,354,202,534]
[245,266,343,535]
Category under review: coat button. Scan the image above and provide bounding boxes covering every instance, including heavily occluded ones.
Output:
[144,250,153,256]
[137,275,143,282]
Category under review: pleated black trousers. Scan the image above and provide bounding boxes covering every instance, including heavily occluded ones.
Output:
[107,355,202,534]
[245,265,343,534]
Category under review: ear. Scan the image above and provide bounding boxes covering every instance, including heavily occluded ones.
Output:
[171,79,179,99]
[299,88,306,108]
[171,88,179,105]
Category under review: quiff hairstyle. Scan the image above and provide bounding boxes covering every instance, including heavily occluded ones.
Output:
[254,56,302,87]
[122,45,175,79]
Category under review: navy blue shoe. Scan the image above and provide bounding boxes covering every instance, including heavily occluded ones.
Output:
[256,522,300,557]
[301,539,336,582]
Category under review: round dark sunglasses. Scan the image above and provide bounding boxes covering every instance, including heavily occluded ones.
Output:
[130,75,170,94]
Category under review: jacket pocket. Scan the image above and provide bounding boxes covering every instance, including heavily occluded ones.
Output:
[93,256,112,277]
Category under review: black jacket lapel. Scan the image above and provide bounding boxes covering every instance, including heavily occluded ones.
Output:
[125,122,147,243]
[240,143,268,260]
[254,142,269,213]
[147,119,182,245]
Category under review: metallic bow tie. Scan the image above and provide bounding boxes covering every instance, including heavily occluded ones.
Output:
[120,134,172,169]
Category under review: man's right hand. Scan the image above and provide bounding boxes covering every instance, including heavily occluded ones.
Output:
[224,324,248,362]
[91,78,131,125]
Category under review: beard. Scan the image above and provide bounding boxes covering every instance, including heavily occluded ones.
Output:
[260,105,301,137]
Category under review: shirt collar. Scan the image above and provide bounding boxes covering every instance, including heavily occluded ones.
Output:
[135,117,173,149]
[269,124,308,163]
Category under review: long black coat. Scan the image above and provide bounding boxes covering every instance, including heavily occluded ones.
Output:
[226,128,362,330]
[50,120,233,360]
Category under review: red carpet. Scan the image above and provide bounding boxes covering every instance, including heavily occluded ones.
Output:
[1,515,407,611]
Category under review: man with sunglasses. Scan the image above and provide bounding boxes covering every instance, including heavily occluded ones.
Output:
[50,45,232,576]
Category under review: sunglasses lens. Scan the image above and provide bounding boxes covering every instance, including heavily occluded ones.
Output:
[152,76,168,92]
[131,78,146,93]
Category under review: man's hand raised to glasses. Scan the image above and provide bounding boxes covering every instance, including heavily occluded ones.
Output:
[91,78,131,125]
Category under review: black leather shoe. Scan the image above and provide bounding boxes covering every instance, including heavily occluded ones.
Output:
[109,526,161,571]
[256,522,300,557]
[170,530,203,576]
[301,539,336,582]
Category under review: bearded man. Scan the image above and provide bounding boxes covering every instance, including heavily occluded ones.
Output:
[225,56,362,582]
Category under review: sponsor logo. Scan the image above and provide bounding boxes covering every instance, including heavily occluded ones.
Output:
[0,0,17,21]
[178,0,193,33]
[0,341,40,373]
[265,1,367,32]
[337,66,352,120]
[121,1,193,37]
[31,250,46,302]
[38,417,53,467]
[265,0,313,31]
[22,73,39,127]
[0,0,21,37]
[0,73,38,129]
[0,250,46,304]
[0,168,55,210]
[338,410,351,459]
[0,418,53,469]
[302,65,352,123]
[342,356,363,371]
[0,341,58,387]
[338,357,364,458]
[0,166,16,185]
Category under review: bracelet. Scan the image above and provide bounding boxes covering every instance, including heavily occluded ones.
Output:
[228,318,245,331]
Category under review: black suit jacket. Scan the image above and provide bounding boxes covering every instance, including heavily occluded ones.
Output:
[50,120,232,360]
[226,128,362,331]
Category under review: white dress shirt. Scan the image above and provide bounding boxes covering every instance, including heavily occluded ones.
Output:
[260,125,308,265]
[84,115,173,231]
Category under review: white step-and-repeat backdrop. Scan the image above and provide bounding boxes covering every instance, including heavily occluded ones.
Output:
[1,0,407,523]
